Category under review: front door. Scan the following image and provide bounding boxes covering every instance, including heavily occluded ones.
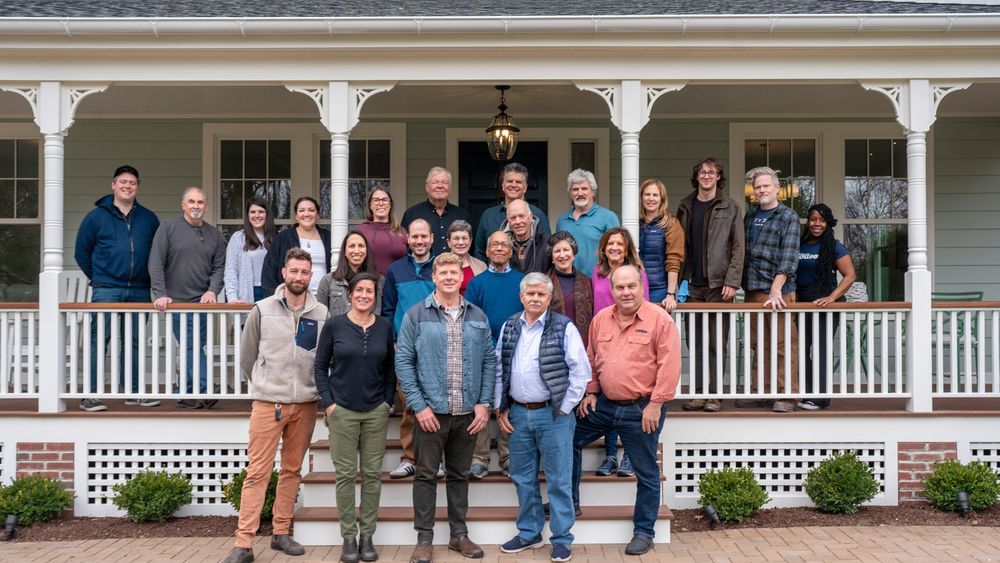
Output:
[458,141,548,234]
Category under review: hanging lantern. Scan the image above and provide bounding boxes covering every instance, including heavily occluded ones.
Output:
[485,85,519,161]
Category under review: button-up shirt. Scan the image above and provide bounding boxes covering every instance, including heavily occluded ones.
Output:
[493,311,591,414]
[402,199,472,256]
[555,203,620,278]
[586,300,681,403]
[431,292,468,415]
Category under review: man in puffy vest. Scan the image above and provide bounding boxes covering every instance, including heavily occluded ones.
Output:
[494,272,590,563]
[222,248,328,563]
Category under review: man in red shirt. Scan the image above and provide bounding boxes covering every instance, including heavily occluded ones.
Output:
[572,264,680,556]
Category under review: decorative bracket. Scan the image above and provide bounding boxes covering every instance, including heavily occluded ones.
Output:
[861,80,970,133]
[2,82,107,134]
[286,82,395,132]
[577,80,685,132]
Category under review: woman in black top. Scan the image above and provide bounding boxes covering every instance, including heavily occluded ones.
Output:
[260,196,332,297]
[313,272,395,561]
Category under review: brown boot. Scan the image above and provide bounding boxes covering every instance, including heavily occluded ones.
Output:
[703,399,722,412]
[682,399,706,411]
[409,541,433,563]
[448,534,484,558]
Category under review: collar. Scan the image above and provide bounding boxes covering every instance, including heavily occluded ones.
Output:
[612,300,649,322]
[519,310,548,328]
[426,291,465,311]
[488,263,512,273]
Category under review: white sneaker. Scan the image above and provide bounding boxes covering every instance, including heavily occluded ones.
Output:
[436,463,446,480]
[389,460,415,479]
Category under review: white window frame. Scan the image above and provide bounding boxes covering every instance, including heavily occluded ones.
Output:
[0,123,44,281]
[202,122,406,226]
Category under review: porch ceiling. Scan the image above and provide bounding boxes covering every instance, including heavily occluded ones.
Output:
[0,82,997,120]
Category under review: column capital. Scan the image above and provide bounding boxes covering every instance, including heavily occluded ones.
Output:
[860,79,971,133]
[1,82,108,135]
[285,82,395,132]
[575,80,685,132]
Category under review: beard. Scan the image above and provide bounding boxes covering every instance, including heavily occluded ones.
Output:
[285,280,309,296]
[189,209,204,219]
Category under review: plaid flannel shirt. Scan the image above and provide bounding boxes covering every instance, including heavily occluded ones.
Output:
[742,203,800,294]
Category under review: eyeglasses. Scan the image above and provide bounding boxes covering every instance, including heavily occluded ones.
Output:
[488,242,511,249]
[370,197,390,204]
[699,170,719,177]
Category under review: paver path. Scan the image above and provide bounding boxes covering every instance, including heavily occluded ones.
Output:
[1,526,998,562]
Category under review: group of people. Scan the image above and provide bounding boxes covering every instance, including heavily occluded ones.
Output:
[76,159,856,563]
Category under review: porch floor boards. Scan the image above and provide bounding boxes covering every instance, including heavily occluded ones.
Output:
[1,397,998,415]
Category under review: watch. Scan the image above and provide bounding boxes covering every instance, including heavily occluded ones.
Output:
[666,291,676,297]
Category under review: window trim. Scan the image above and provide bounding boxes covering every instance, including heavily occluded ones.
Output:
[0,123,44,288]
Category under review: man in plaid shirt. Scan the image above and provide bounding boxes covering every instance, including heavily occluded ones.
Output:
[741,166,800,413]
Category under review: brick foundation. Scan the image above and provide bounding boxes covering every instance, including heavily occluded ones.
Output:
[898,441,957,503]
[16,442,75,490]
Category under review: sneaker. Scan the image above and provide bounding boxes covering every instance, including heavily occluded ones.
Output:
[436,463,446,480]
[551,543,572,562]
[500,534,544,554]
[681,399,706,411]
[595,455,618,476]
[176,399,204,409]
[469,463,488,480]
[389,460,415,479]
[617,454,634,477]
[79,399,107,412]
[202,399,219,409]
[703,399,722,412]
[772,400,795,413]
[501,465,511,478]
[124,398,161,407]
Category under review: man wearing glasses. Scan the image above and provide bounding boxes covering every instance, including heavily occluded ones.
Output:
[675,158,745,413]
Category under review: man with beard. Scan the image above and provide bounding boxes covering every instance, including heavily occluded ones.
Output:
[555,169,619,278]
[222,248,328,563]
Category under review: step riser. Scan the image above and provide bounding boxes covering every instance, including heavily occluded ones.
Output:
[311,447,614,473]
[294,518,670,546]
[300,480,639,508]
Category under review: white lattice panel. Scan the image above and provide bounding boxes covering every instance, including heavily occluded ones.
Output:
[671,442,886,498]
[970,443,1000,472]
[86,443,257,506]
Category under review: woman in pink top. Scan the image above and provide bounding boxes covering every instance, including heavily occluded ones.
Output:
[354,186,407,275]
[591,227,650,312]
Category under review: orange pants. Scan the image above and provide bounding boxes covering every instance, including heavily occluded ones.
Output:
[746,291,799,396]
[235,401,315,548]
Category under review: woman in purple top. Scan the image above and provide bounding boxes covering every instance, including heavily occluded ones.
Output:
[354,186,407,275]
[591,227,650,312]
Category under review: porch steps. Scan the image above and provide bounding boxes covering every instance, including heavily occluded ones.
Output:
[295,425,672,546]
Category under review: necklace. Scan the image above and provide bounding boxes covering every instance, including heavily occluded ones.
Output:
[298,227,319,249]
[348,311,375,329]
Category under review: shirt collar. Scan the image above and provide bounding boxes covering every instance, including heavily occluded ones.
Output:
[430,291,465,311]
[488,263,512,273]
[519,310,548,328]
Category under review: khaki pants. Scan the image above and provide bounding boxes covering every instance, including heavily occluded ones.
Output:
[746,291,799,396]
[326,403,391,539]
[235,401,315,548]
[472,415,509,469]
[396,383,415,463]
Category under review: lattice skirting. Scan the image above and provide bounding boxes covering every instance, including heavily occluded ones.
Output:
[970,443,1000,472]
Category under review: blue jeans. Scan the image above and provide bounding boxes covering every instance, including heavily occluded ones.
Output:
[572,394,665,538]
[89,287,150,394]
[171,312,209,394]
[508,404,576,546]
[605,431,619,458]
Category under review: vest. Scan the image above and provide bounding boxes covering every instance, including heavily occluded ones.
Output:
[499,311,572,414]
[640,219,667,293]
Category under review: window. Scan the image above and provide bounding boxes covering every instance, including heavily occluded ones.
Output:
[319,139,390,223]
[0,137,41,298]
[743,138,817,217]
[843,139,908,301]
[571,141,596,175]
[219,140,292,225]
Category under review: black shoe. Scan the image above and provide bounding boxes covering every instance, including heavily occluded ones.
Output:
[202,399,219,409]
[359,535,378,561]
[624,534,654,555]
[79,399,108,412]
[340,537,359,563]
[221,547,255,563]
[543,502,581,517]
[176,399,203,409]
[271,534,305,556]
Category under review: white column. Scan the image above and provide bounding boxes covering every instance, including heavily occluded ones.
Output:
[577,80,685,243]
[861,79,970,413]
[286,82,394,265]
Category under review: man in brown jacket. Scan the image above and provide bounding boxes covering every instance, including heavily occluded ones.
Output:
[675,158,745,413]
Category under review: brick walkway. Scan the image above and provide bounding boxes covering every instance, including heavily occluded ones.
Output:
[1,526,998,562]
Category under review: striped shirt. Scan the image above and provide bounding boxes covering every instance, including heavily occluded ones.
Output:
[433,294,468,415]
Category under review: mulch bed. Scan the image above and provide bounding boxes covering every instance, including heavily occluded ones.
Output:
[8,504,1000,542]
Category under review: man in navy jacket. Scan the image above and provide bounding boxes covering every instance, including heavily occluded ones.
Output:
[74,165,160,412]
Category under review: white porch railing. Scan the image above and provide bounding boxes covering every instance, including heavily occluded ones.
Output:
[61,303,253,400]
[672,302,912,400]
[0,304,40,397]
[932,303,1000,397]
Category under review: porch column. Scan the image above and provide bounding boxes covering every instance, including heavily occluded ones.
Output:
[1,82,107,412]
[862,80,971,413]
[286,82,394,263]
[577,81,685,241]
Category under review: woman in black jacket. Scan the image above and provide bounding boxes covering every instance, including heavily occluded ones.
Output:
[260,196,331,296]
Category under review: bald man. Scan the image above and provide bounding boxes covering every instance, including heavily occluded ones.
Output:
[504,199,549,274]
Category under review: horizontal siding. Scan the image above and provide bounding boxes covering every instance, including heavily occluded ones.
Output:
[640,119,730,209]
[933,118,1000,299]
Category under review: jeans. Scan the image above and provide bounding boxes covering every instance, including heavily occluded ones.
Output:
[326,403,390,539]
[572,394,665,538]
[171,311,209,394]
[508,404,576,545]
[412,412,478,542]
[604,431,619,458]
[89,287,151,394]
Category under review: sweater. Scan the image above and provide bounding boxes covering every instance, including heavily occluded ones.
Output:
[313,314,395,411]
[148,216,226,302]
[355,221,408,276]
[465,268,526,345]
[224,230,267,303]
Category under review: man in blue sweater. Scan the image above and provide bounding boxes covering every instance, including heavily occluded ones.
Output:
[465,230,524,479]
[74,165,160,412]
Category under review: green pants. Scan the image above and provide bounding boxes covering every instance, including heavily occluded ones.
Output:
[326,403,391,539]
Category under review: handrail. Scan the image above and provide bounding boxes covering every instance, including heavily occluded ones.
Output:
[674,301,910,311]
[60,302,253,311]
[0,302,39,309]
[931,301,1000,309]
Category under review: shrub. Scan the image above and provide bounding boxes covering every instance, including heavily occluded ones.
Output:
[804,451,880,514]
[222,469,280,520]
[923,459,1000,513]
[112,471,192,523]
[697,467,769,523]
[0,475,74,525]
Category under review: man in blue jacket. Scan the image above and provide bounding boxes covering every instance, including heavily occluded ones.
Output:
[74,165,160,412]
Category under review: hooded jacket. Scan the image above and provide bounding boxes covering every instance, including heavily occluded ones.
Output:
[74,194,160,289]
